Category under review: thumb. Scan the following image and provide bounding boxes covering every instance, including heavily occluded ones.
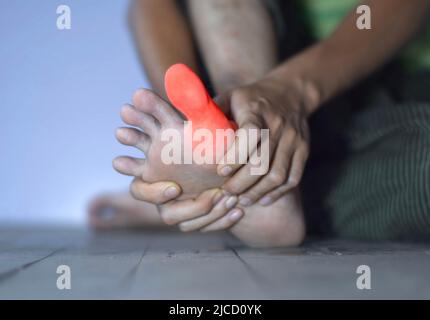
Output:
[130,178,182,205]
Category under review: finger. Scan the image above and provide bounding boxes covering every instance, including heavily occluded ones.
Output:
[258,146,309,206]
[230,91,260,128]
[200,208,244,232]
[286,144,309,189]
[159,189,223,225]
[130,178,181,205]
[258,182,293,206]
[221,130,274,196]
[217,121,262,177]
[178,194,239,232]
[217,90,263,176]
[238,131,295,206]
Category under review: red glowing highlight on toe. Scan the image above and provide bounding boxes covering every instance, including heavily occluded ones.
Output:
[164,63,236,132]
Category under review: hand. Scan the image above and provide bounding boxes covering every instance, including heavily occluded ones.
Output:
[129,178,244,232]
[216,75,313,206]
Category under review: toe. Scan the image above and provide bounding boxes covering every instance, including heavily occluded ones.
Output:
[112,156,145,177]
[164,64,210,122]
[116,127,150,153]
[133,88,183,126]
[120,104,159,137]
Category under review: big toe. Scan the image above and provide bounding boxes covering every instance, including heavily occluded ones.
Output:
[164,64,234,131]
[164,64,211,121]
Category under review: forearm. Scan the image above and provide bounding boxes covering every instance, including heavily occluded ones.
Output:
[268,0,430,115]
[130,0,199,98]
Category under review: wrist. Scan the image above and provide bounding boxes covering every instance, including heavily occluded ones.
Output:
[263,57,323,117]
[289,40,361,109]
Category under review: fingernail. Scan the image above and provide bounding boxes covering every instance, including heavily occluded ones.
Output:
[239,196,252,206]
[164,186,179,198]
[259,196,273,206]
[212,191,224,205]
[228,209,243,221]
[220,166,232,176]
[225,196,238,209]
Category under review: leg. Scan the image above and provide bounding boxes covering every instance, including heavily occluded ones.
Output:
[187,0,304,246]
[187,0,278,93]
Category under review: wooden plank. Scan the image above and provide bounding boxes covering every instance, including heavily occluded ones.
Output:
[0,229,148,299]
[101,231,264,299]
[236,240,430,299]
[0,228,69,283]
[1,228,429,299]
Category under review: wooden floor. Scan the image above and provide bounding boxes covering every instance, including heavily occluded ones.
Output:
[0,227,429,299]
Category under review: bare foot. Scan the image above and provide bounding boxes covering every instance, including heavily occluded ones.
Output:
[231,190,305,248]
[113,89,226,199]
[88,192,164,230]
[113,89,305,247]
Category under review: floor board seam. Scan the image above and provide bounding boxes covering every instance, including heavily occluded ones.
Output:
[228,246,271,293]
[119,243,150,290]
[0,248,64,285]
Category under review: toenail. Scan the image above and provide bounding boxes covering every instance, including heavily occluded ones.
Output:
[225,196,238,210]
[239,196,252,206]
[116,128,130,141]
[164,186,179,198]
[220,166,233,176]
[116,128,124,136]
[259,196,273,206]
[228,209,243,221]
